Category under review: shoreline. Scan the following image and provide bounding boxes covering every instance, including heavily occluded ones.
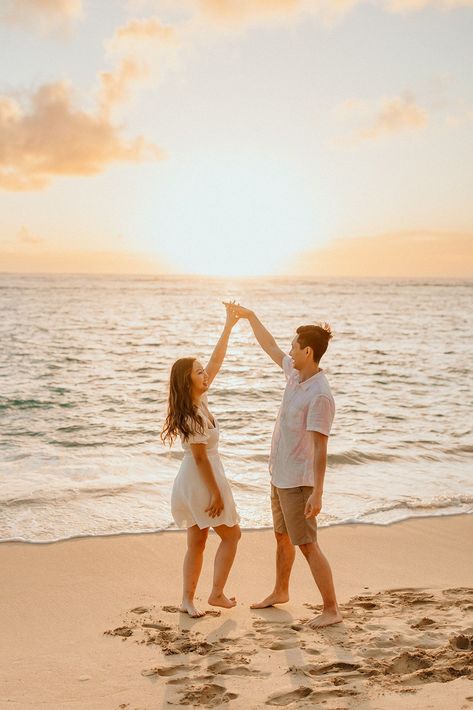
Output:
[1,514,472,709]
[2,509,472,546]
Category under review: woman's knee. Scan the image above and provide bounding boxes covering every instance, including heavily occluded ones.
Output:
[188,526,209,551]
[215,524,241,543]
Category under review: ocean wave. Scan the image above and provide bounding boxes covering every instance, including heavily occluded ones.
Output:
[356,494,473,519]
[0,481,161,507]
[0,398,55,410]
[328,446,473,466]
[329,450,400,465]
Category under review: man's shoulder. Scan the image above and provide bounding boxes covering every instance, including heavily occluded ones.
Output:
[310,373,334,401]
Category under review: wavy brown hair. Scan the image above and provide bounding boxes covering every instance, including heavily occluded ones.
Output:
[161,357,206,446]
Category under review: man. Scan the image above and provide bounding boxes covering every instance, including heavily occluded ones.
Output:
[233,304,341,628]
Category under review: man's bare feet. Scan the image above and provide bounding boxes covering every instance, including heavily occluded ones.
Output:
[179,600,206,618]
[207,592,237,608]
[250,592,289,609]
[305,607,342,629]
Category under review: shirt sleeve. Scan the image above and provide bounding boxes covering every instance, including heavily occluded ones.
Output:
[306,395,335,436]
[282,354,293,381]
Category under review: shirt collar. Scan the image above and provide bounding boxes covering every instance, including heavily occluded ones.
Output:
[297,368,323,388]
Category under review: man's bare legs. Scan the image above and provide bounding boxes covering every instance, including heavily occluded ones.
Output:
[208,524,241,609]
[180,525,209,618]
[299,541,342,628]
[250,534,341,627]
[250,531,295,608]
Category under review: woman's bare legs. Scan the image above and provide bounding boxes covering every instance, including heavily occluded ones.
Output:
[208,524,241,608]
[180,525,209,618]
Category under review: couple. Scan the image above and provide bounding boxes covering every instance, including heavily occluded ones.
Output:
[161,303,342,629]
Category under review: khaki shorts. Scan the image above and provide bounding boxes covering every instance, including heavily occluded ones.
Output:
[271,484,317,546]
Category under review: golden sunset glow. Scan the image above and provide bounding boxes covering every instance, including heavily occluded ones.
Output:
[0,0,472,276]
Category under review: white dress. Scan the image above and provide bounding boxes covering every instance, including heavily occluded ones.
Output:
[171,400,240,530]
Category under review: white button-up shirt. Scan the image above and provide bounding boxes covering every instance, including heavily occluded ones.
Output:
[269,354,335,488]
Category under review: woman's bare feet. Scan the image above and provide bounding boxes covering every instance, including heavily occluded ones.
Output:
[179,600,206,618]
[305,607,342,628]
[208,592,237,608]
[250,592,289,609]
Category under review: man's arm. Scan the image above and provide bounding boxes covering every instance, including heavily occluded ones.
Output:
[232,305,285,368]
[304,431,328,519]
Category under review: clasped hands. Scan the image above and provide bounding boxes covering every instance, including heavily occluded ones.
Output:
[223,300,253,325]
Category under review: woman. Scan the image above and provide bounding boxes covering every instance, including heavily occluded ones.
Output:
[161,303,241,618]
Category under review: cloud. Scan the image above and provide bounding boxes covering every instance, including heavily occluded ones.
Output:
[17,225,44,245]
[0,0,82,31]
[200,0,302,21]
[113,17,176,42]
[356,94,427,141]
[98,58,151,113]
[183,0,473,29]
[387,0,473,11]
[0,247,172,275]
[98,17,177,114]
[0,81,164,191]
[335,93,428,145]
[288,232,473,278]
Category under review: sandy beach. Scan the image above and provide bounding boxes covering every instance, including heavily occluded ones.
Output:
[1,514,473,710]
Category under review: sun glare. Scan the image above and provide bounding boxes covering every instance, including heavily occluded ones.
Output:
[151,155,316,277]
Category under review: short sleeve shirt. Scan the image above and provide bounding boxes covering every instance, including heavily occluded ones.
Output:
[269,355,335,488]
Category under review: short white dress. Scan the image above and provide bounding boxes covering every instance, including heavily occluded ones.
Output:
[171,399,240,530]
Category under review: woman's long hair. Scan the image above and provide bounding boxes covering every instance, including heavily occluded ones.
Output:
[161,357,206,446]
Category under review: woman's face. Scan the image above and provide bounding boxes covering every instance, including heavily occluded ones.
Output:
[190,360,209,396]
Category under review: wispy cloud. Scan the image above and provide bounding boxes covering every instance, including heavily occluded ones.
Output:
[356,94,427,141]
[113,17,176,42]
[0,0,82,32]
[387,0,473,12]
[335,92,428,145]
[0,247,173,275]
[98,17,178,115]
[0,81,163,191]
[185,0,473,28]
[288,232,473,277]
[17,225,44,245]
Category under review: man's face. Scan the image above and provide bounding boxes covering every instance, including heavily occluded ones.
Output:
[289,336,306,371]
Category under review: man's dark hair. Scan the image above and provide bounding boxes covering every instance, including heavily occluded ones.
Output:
[296,323,333,363]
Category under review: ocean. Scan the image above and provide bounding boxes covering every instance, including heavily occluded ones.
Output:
[0,273,471,543]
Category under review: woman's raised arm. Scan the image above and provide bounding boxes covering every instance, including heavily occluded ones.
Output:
[205,302,239,386]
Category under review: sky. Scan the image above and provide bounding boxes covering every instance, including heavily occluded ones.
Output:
[0,0,472,277]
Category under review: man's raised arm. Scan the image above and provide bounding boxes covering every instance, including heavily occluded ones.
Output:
[230,304,286,368]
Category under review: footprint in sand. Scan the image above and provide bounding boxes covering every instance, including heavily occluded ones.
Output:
[167,674,215,686]
[141,662,200,677]
[261,639,300,650]
[177,683,238,708]
[450,631,473,651]
[410,617,436,630]
[130,606,149,614]
[298,661,361,677]
[253,620,298,647]
[208,660,269,677]
[265,686,313,706]
[161,605,180,613]
[385,650,433,675]
[142,621,172,631]
[104,626,134,638]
